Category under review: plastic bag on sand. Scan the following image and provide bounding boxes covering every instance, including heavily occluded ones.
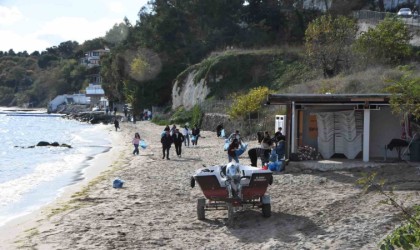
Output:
[235,143,248,156]
[113,178,124,188]
[224,139,230,151]
[140,140,148,149]
[268,161,285,172]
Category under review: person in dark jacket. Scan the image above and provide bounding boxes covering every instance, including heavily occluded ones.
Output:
[227,139,240,163]
[216,124,223,137]
[161,130,173,160]
[172,128,185,157]
[114,119,120,131]
[191,125,200,146]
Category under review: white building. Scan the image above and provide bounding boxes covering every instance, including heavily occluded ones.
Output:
[79,48,110,68]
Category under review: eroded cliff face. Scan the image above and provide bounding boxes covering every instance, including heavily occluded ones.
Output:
[172,70,224,110]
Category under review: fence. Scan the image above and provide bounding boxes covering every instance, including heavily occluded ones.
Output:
[354,10,420,31]
[152,100,284,139]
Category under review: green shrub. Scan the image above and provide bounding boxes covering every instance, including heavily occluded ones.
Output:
[191,105,203,127]
[170,107,193,124]
[151,116,170,126]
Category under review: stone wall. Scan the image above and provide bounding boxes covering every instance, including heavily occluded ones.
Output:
[201,113,243,135]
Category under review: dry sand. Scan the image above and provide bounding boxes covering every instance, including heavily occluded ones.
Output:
[2,121,420,249]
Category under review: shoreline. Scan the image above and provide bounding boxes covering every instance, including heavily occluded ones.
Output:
[0,122,125,248]
[1,120,418,249]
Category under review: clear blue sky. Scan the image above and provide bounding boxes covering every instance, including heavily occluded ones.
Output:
[0,0,149,53]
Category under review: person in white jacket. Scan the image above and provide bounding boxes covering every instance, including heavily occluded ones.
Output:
[183,125,190,147]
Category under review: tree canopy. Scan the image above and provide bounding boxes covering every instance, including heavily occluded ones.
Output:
[354,16,412,65]
[305,15,358,78]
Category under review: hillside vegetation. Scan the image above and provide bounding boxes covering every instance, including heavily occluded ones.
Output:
[0,1,419,113]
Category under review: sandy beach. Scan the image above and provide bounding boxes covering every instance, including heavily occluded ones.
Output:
[2,120,420,249]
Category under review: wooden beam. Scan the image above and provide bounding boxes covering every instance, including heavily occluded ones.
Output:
[351,98,385,102]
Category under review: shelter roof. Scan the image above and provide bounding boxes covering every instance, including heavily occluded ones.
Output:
[267,93,392,105]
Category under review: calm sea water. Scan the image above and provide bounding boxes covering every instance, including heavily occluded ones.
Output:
[0,108,111,226]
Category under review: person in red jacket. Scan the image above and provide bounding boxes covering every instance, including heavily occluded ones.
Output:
[227,138,240,163]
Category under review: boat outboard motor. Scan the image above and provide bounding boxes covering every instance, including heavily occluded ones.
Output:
[225,163,242,199]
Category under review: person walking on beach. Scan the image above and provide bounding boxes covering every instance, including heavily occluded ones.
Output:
[113,106,117,115]
[183,125,190,147]
[161,130,173,160]
[114,119,120,131]
[132,132,141,155]
[170,124,177,135]
[191,125,200,146]
[162,125,170,137]
[228,138,240,163]
[172,128,185,157]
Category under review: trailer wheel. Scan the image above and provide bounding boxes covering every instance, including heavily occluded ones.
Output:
[190,177,195,188]
[262,204,271,218]
[197,198,205,220]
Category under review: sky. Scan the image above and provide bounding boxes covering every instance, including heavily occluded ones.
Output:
[0,0,149,53]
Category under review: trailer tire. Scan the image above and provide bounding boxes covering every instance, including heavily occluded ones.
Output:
[262,204,271,218]
[190,177,195,188]
[197,198,205,220]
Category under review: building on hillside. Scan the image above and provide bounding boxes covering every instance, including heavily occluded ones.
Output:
[85,84,106,109]
[48,93,90,113]
[79,48,110,68]
[79,47,110,109]
[267,93,420,162]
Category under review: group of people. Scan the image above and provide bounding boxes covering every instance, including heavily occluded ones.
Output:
[248,127,285,167]
[131,123,286,166]
[225,127,286,166]
[159,124,201,160]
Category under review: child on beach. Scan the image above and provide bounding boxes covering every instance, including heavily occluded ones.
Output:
[132,132,141,155]
[114,119,120,131]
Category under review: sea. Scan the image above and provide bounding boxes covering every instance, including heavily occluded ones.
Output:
[0,108,111,226]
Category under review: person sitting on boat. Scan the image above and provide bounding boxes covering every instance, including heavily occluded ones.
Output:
[225,162,242,199]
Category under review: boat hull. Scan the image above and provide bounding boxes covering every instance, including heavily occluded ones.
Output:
[193,165,272,201]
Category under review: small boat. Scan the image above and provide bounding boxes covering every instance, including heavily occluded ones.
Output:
[191,163,273,224]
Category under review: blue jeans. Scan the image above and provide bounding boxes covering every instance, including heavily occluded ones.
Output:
[184,134,190,146]
[228,154,239,163]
